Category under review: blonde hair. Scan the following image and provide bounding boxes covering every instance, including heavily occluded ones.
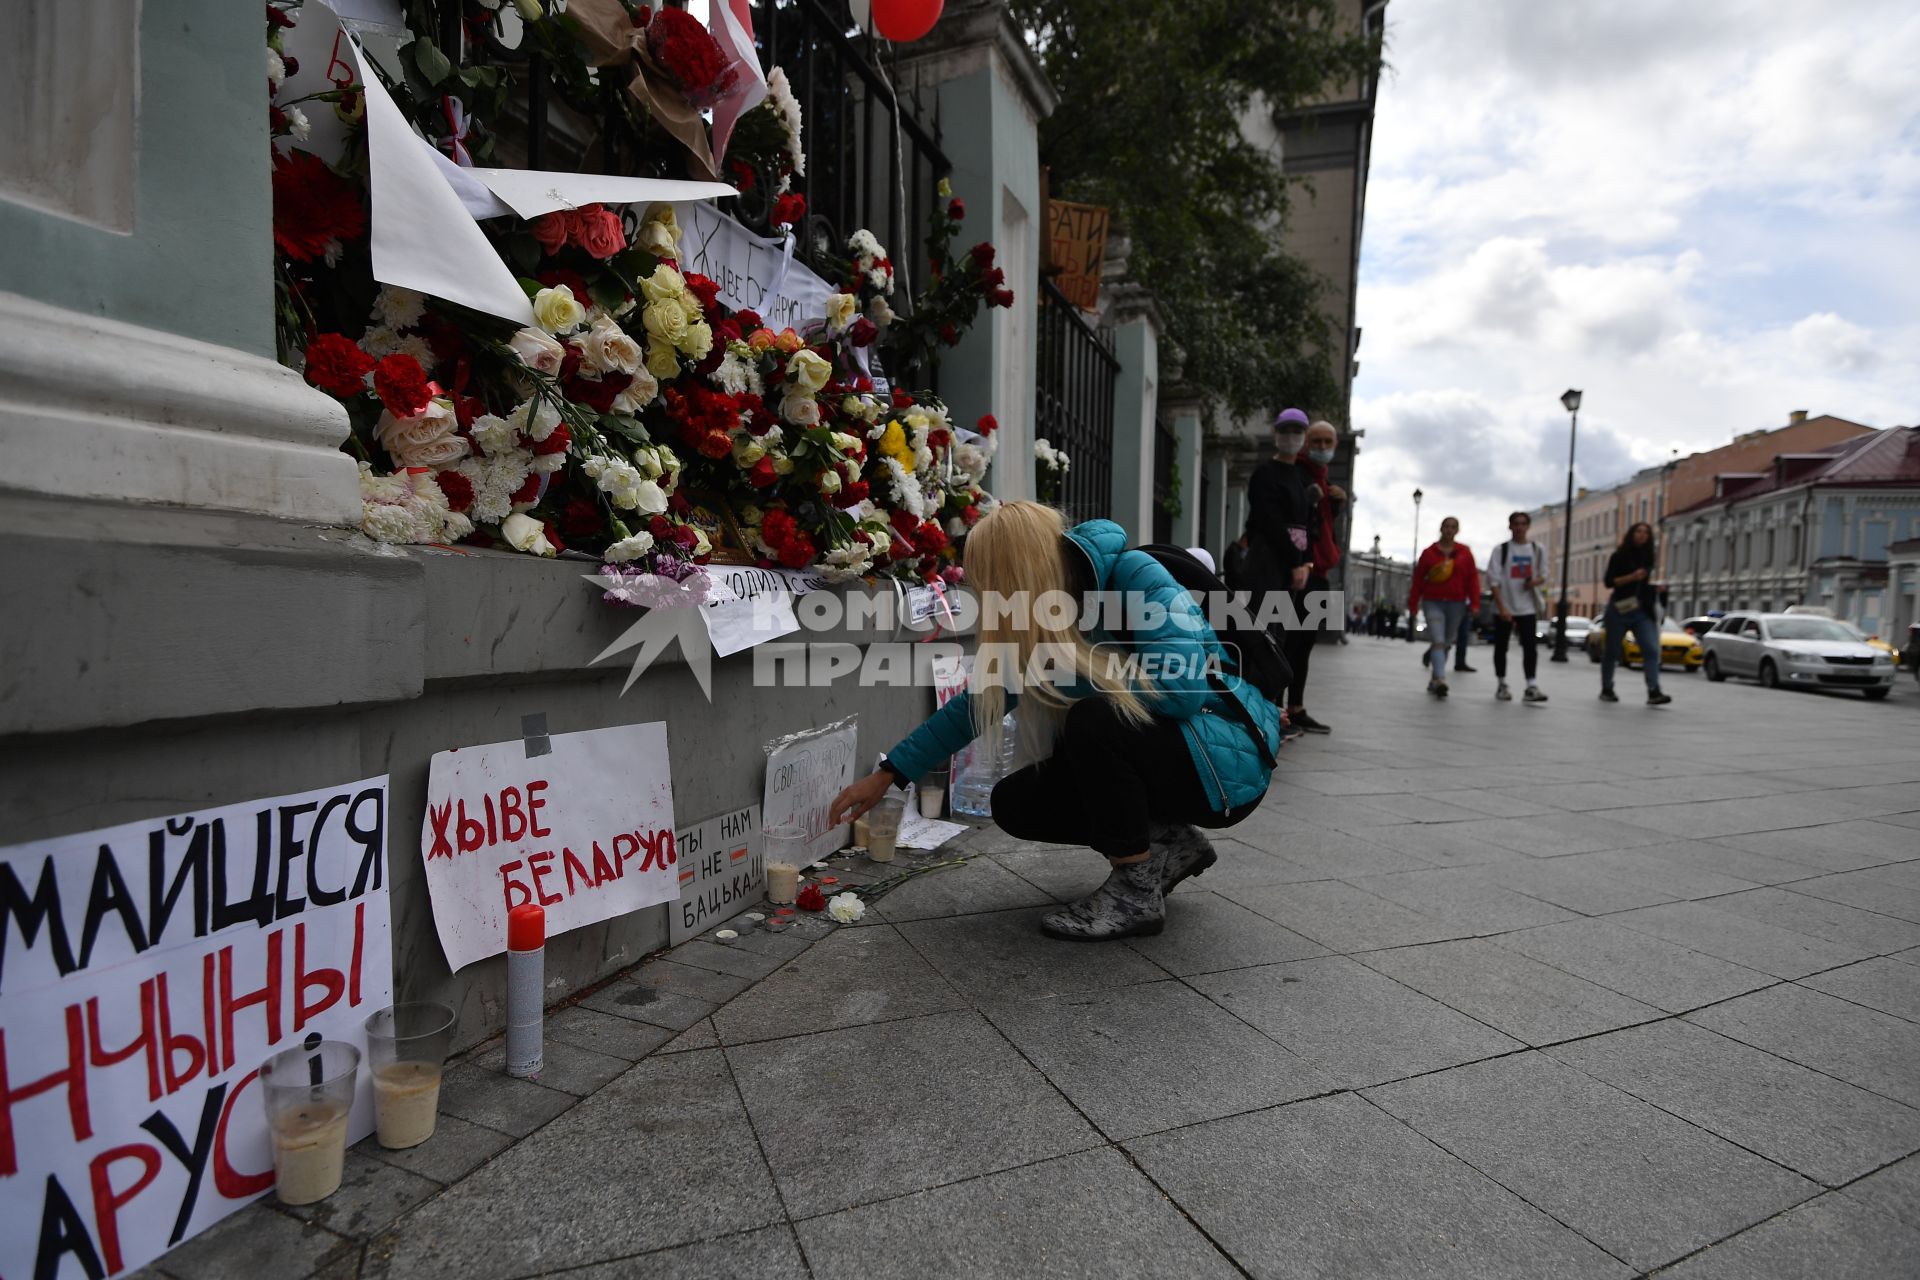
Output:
[963,501,1154,756]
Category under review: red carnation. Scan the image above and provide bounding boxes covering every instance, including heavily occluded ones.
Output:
[728,159,757,192]
[976,413,998,435]
[735,308,764,330]
[543,520,567,554]
[948,198,966,221]
[777,529,816,570]
[893,390,916,408]
[889,508,920,537]
[272,150,366,263]
[830,480,869,509]
[647,7,737,105]
[435,470,475,513]
[531,424,572,456]
[761,509,796,548]
[373,354,433,418]
[510,472,543,507]
[695,428,733,460]
[267,5,296,29]
[530,211,570,256]
[558,497,603,539]
[962,504,981,526]
[772,192,807,227]
[913,520,949,556]
[849,316,879,348]
[969,242,995,269]
[796,883,827,912]
[928,428,950,449]
[302,333,375,398]
[747,456,778,489]
[684,272,722,317]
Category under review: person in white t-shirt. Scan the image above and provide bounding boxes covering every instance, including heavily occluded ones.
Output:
[1486,511,1549,703]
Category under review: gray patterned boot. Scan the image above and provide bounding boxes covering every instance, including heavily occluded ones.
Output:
[1150,823,1217,894]
[1039,860,1165,941]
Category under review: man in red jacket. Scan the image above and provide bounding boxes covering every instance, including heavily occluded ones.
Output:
[1407,515,1479,698]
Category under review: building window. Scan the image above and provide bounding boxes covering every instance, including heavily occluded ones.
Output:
[1764,529,1775,567]
[1789,525,1802,562]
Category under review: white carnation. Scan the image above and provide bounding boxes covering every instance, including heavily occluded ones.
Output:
[604,532,656,563]
[826,892,866,923]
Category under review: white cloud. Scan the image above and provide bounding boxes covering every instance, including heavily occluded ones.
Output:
[1789,312,1880,372]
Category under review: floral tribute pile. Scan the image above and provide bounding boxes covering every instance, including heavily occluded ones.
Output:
[267,1,1010,593]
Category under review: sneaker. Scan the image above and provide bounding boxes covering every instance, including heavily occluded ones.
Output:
[1039,860,1165,941]
[1524,686,1549,703]
[1281,719,1305,743]
[1455,662,1477,673]
[1435,680,1449,698]
[1648,691,1673,706]
[1291,710,1332,735]
[1599,689,1619,702]
[1150,823,1217,894]
[1496,682,1512,701]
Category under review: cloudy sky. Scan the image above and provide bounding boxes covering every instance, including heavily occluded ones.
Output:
[1350,0,1920,561]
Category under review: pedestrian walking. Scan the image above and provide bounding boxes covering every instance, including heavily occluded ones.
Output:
[1600,521,1673,706]
[1486,511,1549,702]
[828,501,1284,941]
[1454,605,1477,672]
[1243,409,1317,739]
[1407,516,1479,698]
[1277,418,1345,731]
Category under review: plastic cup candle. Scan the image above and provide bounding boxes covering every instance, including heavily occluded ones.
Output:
[918,785,945,818]
[867,795,905,863]
[764,821,808,904]
[364,1002,456,1150]
[260,1040,360,1205]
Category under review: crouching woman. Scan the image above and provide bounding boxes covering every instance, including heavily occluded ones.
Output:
[829,501,1284,941]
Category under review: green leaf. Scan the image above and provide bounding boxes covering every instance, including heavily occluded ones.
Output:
[411,37,453,88]
[588,272,628,312]
[517,276,544,299]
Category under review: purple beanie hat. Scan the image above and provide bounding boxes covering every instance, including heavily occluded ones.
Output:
[1274,408,1310,430]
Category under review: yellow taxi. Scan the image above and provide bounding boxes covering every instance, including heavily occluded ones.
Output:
[1585,618,1706,670]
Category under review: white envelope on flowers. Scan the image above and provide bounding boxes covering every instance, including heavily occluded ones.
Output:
[469,169,737,220]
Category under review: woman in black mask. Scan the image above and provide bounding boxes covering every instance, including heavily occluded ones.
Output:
[1600,521,1673,706]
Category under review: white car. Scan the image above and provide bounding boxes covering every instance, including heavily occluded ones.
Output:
[1538,615,1594,646]
[1701,612,1897,699]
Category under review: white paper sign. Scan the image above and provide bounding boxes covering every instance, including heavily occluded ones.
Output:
[421,723,676,972]
[670,804,762,945]
[0,779,394,1280]
[700,565,830,657]
[676,202,834,331]
[762,720,860,862]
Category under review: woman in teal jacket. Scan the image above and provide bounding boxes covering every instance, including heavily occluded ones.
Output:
[831,501,1284,941]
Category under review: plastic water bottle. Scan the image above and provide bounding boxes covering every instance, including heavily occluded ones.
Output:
[950,711,1017,816]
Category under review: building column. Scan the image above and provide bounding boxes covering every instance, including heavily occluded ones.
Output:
[1169,402,1204,547]
[1106,309,1158,544]
[1202,451,1229,561]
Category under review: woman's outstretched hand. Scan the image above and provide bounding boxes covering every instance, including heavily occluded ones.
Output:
[830,769,896,825]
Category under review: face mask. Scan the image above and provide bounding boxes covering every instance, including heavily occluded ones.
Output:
[1276,433,1306,455]
[1307,447,1336,465]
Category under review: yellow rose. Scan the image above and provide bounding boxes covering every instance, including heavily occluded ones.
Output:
[641,264,686,304]
[646,339,681,380]
[789,348,833,394]
[638,203,681,257]
[643,299,689,345]
[734,438,767,466]
[826,291,858,332]
[532,285,585,334]
[680,321,714,360]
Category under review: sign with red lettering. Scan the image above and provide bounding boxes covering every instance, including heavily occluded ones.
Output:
[421,723,676,972]
[0,777,393,1279]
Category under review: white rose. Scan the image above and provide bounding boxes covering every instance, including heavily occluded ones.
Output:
[641,264,686,304]
[583,315,642,376]
[826,892,866,923]
[781,390,822,427]
[680,321,713,360]
[788,349,833,393]
[508,326,565,374]
[532,285,586,334]
[826,291,858,333]
[612,366,660,413]
[633,479,669,515]
[376,399,467,468]
[642,299,689,345]
[502,512,557,556]
[734,439,768,466]
[604,532,656,562]
[819,469,842,495]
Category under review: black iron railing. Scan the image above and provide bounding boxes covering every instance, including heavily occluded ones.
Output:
[1152,416,1177,544]
[1035,278,1119,523]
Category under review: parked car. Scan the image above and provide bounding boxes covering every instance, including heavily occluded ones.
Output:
[1538,615,1595,647]
[1701,613,1897,699]
[1680,614,1723,638]
[1584,617,1705,670]
[1836,620,1902,664]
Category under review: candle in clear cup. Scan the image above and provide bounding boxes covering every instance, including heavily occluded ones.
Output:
[260,1040,359,1205]
[766,861,800,904]
[364,1002,455,1149]
[763,821,809,904]
[867,795,905,863]
[918,785,945,818]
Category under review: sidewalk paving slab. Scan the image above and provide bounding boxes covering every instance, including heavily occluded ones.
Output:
[1119,889,1328,974]
[711,923,965,1045]
[1839,1152,1920,1232]
[1356,938,1663,1046]
[553,1225,808,1280]
[1653,1191,1920,1279]
[1700,886,1920,954]
[1602,899,1870,979]
[1216,878,1471,952]
[1798,955,1920,1022]
[1490,917,1776,1013]
[1686,984,1920,1108]
[895,907,1166,1002]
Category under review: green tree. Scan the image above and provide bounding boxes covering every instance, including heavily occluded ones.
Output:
[1012,0,1381,420]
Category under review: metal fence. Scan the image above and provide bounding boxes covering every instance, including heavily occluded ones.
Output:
[1035,278,1119,523]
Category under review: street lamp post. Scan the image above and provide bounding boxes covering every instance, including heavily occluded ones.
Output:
[1550,390,1582,662]
[1408,488,1423,642]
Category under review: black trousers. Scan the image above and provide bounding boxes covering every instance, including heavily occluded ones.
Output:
[1492,614,1539,681]
[1279,577,1328,709]
[990,698,1238,859]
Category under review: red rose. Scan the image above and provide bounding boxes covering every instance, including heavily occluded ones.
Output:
[969,242,995,269]
[558,497,603,539]
[282,55,300,77]
[893,390,916,408]
[435,470,475,512]
[989,288,1015,308]
[848,316,879,348]
[976,413,998,435]
[573,204,626,259]
[983,266,1006,288]
[735,308,764,330]
[373,354,434,418]
[962,504,981,526]
[939,323,959,346]
[927,428,950,449]
[537,268,594,306]
[648,515,675,538]
[889,508,919,537]
[830,480,869,509]
[728,159,757,192]
[948,198,966,221]
[796,883,826,912]
[647,7,736,104]
[302,333,375,398]
[747,456,778,489]
[565,370,630,413]
[267,4,296,28]
[530,212,570,256]
[272,150,366,263]
[772,192,807,227]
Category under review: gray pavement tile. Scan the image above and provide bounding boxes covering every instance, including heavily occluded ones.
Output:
[1800,956,1920,1023]
[1788,862,1920,924]
[1478,855,1682,914]
[1345,867,1578,933]
[1841,1153,1920,1232]
[956,828,1079,856]
[895,907,1166,1002]
[1515,780,1655,812]
[1549,846,1766,901]
[1120,890,1328,974]
[795,1147,1242,1279]
[436,1061,576,1137]
[1189,955,1522,1088]
[726,927,816,960]
[1364,1052,1815,1273]
[553,1225,807,1280]
[1641,794,1872,841]
[365,1050,782,1279]
[578,978,719,1030]
[1654,1191,1920,1279]
[727,1009,1100,1218]
[633,956,756,1002]
[1629,839,1831,887]
[284,1150,442,1240]
[871,854,1055,921]
[1357,938,1663,1046]
[1357,821,1539,867]
[1875,810,1920,831]
[1237,823,1438,876]
[470,1036,630,1096]
[356,1113,514,1185]
[1126,1092,1632,1280]
[154,1204,355,1280]
[1492,918,1775,1013]
[657,1016,719,1052]
[1687,984,1920,1108]
[991,845,1113,901]
[979,980,1333,1140]
[546,1004,677,1060]
[1704,886,1920,954]
[1216,879,1467,952]
[712,924,963,1044]
[1413,787,1561,819]
[1713,820,1920,873]
[1450,811,1674,857]
[1604,900,1869,979]
[1354,790,1492,823]
[667,938,790,980]
[1549,1020,1920,1186]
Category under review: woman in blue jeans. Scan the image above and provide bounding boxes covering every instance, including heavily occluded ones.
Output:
[1601,521,1673,706]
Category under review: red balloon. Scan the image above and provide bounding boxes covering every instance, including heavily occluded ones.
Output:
[873,0,943,42]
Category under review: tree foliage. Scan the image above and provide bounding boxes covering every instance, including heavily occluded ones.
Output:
[1012,0,1381,421]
